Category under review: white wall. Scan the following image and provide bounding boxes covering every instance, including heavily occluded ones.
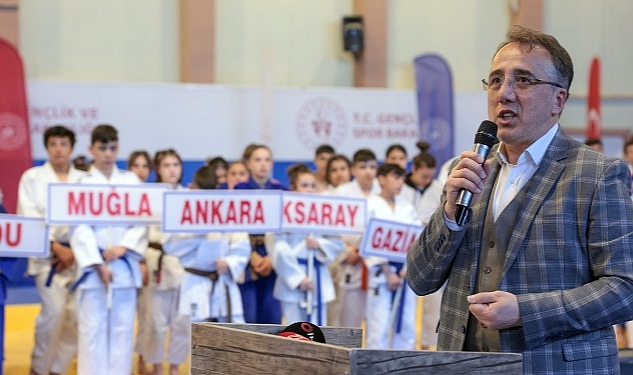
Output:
[19,0,180,83]
[215,0,354,87]
[16,0,633,145]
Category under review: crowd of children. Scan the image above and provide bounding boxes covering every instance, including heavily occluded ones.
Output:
[17,123,445,375]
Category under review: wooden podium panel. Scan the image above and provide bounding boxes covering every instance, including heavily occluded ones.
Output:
[191,323,523,375]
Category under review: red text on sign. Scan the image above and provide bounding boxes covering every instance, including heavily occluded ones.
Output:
[180,199,265,225]
[371,227,417,254]
[283,201,358,227]
[0,222,22,247]
[68,191,152,217]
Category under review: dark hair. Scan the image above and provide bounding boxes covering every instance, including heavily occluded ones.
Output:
[91,124,118,144]
[242,143,272,162]
[352,148,377,164]
[206,156,229,170]
[73,155,89,171]
[315,144,335,156]
[385,144,407,159]
[325,154,351,185]
[192,165,217,190]
[128,150,152,171]
[496,25,574,97]
[228,160,248,172]
[377,163,406,178]
[584,138,603,147]
[411,141,436,169]
[287,163,313,189]
[624,136,633,154]
[44,125,76,148]
[153,148,183,184]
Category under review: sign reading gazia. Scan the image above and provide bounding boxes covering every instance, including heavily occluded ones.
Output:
[360,218,423,263]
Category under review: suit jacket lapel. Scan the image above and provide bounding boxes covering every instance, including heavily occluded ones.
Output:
[501,129,569,275]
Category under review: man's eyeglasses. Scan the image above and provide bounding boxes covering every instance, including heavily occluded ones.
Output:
[482,74,564,91]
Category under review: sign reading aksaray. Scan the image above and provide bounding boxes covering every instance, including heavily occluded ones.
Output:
[0,214,49,257]
[47,183,168,225]
[282,192,366,235]
[359,218,423,263]
[163,190,283,233]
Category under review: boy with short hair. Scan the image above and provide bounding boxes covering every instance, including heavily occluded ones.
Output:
[70,124,148,375]
[365,163,421,349]
[334,148,381,328]
[18,125,84,375]
[313,144,335,193]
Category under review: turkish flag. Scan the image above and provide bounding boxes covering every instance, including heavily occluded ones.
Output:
[0,38,32,213]
[586,57,601,140]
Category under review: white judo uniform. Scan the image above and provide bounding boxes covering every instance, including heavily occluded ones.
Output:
[69,165,148,375]
[364,194,421,350]
[148,231,250,364]
[398,178,444,348]
[269,232,343,326]
[18,161,84,375]
[399,179,443,225]
[333,179,381,328]
[175,232,250,322]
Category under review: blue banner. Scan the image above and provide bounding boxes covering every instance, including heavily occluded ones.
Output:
[413,54,454,171]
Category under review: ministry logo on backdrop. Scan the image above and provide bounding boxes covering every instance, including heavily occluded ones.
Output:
[0,112,28,151]
[419,116,452,151]
[296,97,347,150]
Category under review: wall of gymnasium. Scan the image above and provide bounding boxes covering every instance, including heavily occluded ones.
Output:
[17,0,633,173]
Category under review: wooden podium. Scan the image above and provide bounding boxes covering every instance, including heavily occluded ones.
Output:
[191,323,523,374]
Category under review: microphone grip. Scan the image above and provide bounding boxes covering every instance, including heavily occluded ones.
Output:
[455,203,469,226]
[453,143,491,226]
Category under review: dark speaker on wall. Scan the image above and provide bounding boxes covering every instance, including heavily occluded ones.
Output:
[342,16,363,60]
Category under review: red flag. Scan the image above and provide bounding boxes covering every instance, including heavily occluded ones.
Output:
[586,57,601,140]
[0,38,32,213]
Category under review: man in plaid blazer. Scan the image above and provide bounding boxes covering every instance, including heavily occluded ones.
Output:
[407,25,633,374]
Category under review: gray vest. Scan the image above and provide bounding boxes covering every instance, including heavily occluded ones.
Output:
[463,182,528,352]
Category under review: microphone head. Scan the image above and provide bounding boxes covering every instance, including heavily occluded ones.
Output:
[474,120,498,147]
[279,321,326,343]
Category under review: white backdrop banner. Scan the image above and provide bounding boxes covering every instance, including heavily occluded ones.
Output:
[26,81,487,161]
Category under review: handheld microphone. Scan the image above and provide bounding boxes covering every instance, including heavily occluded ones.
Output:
[277,321,326,343]
[454,120,498,226]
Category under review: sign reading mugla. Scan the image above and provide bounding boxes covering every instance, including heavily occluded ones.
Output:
[47,183,168,225]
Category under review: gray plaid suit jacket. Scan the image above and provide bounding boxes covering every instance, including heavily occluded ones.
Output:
[407,129,633,374]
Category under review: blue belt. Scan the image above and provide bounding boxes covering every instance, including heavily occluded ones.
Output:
[298,256,323,326]
[245,237,267,283]
[70,248,133,292]
[389,261,405,334]
[45,242,70,287]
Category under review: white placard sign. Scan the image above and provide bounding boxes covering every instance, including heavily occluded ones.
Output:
[282,192,366,234]
[359,218,424,263]
[47,183,168,225]
[162,190,283,233]
[0,214,49,258]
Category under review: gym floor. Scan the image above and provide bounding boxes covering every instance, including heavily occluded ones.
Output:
[4,287,189,375]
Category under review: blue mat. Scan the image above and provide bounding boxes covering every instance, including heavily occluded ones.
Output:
[6,286,40,305]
